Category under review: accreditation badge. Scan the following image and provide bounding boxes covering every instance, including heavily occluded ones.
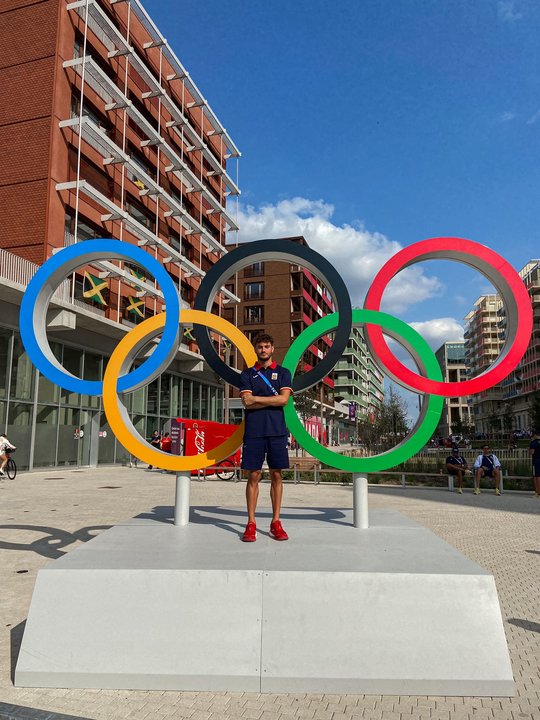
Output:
[271,373,278,380]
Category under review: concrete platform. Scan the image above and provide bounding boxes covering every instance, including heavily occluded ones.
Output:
[14,506,514,695]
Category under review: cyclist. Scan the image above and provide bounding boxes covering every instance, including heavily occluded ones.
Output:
[0,434,17,477]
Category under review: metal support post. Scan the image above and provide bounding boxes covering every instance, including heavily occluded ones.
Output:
[293,464,299,484]
[401,473,406,488]
[174,471,191,526]
[314,463,319,485]
[448,474,454,492]
[353,473,369,529]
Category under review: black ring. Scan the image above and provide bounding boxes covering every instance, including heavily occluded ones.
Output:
[193,238,353,392]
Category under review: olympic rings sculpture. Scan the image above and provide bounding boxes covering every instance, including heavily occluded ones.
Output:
[19,236,533,472]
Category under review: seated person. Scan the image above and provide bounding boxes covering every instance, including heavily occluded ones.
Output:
[473,445,502,496]
[445,447,468,494]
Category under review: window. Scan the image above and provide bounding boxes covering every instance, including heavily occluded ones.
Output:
[244,306,264,325]
[128,145,157,183]
[244,262,265,278]
[244,282,264,301]
[126,196,155,231]
[245,328,265,344]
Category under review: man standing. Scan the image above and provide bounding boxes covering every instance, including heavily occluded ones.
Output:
[239,334,293,542]
[473,444,502,495]
[445,447,468,494]
[529,430,540,498]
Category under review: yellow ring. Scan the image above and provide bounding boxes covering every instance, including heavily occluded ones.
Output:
[103,310,257,471]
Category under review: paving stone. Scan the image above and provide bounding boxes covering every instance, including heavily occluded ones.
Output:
[1,472,539,720]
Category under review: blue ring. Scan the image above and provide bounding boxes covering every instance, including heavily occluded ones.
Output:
[20,239,180,395]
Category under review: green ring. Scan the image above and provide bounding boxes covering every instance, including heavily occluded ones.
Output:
[282,309,443,472]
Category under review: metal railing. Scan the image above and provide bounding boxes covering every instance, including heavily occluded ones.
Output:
[0,248,70,301]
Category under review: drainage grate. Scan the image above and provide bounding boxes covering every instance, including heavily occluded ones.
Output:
[98,486,122,489]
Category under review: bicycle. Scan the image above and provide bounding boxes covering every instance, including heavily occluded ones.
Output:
[214,459,237,481]
[4,451,16,480]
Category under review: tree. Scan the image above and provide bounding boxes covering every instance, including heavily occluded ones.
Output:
[502,403,513,439]
[530,391,540,432]
[359,385,410,452]
[452,414,464,438]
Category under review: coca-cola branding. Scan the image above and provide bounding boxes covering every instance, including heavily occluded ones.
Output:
[194,428,205,454]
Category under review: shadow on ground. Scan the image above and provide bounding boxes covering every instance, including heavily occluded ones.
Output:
[507,618,540,634]
[0,525,111,560]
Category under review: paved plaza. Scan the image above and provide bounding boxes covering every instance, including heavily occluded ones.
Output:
[0,467,538,720]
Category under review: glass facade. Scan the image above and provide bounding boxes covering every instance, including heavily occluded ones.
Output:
[0,327,223,471]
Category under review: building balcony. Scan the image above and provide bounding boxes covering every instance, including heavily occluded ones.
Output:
[63,56,239,227]
[67,0,240,165]
[56,178,239,305]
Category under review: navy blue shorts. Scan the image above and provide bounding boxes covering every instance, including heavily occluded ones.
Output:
[241,436,290,471]
[533,460,540,477]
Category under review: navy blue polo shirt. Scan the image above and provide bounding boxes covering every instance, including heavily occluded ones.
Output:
[530,438,540,461]
[239,362,292,439]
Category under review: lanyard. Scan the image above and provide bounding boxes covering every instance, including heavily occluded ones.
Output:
[253,367,279,396]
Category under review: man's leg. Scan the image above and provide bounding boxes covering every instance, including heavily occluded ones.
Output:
[269,469,283,522]
[456,469,464,490]
[475,468,482,492]
[534,474,540,496]
[494,468,501,493]
[246,471,261,523]
[0,454,7,473]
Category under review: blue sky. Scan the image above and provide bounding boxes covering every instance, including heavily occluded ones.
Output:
[145,0,539,350]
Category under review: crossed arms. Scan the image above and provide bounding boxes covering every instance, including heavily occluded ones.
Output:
[240,388,292,410]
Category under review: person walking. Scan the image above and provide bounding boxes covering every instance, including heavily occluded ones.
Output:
[239,334,293,542]
[473,444,502,495]
[445,447,468,493]
[529,430,540,498]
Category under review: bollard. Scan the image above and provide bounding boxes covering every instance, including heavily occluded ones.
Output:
[447,474,454,492]
[314,463,319,485]
[401,473,406,488]
[174,471,191,526]
[293,464,299,484]
[353,473,369,529]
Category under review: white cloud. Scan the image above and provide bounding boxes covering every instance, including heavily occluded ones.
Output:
[497,1,523,21]
[527,109,540,125]
[409,318,464,350]
[497,111,516,123]
[230,197,443,313]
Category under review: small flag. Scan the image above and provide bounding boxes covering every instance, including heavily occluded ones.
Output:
[183,327,195,341]
[83,271,108,305]
[127,266,146,284]
[126,296,145,318]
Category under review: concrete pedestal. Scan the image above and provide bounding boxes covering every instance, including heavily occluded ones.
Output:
[15,506,514,695]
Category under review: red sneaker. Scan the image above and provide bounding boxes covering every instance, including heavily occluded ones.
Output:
[242,521,257,542]
[270,520,288,541]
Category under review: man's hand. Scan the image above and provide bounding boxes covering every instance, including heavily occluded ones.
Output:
[242,393,257,408]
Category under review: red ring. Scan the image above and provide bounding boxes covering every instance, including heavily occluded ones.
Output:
[363,237,533,397]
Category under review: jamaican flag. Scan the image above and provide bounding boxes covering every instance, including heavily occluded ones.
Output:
[126,296,145,318]
[83,271,108,305]
[183,327,195,342]
[127,266,146,284]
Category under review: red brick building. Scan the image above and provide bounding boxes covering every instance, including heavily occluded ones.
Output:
[0,0,241,469]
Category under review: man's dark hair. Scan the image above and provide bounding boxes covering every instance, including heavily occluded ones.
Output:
[253,333,274,347]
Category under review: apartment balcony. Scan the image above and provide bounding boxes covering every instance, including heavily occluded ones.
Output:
[0,248,70,301]
[63,55,239,229]
[67,0,240,165]
[56,178,239,305]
